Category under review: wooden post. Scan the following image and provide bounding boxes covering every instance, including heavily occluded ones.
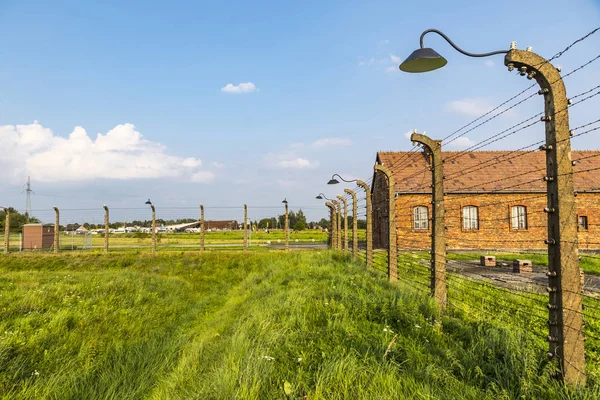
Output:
[53,206,59,254]
[3,208,9,255]
[244,204,248,251]
[411,132,446,309]
[337,195,348,251]
[374,164,397,282]
[200,204,205,251]
[103,205,109,253]
[356,180,373,268]
[506,47,585,385]
[345,189,358,259]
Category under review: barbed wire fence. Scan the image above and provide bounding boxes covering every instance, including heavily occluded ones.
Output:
[1,204,334,253]
[322,27,600,386]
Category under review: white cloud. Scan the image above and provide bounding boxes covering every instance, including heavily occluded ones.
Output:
[311,137,353,148]
[220,82,258,94]
[0,122,214,183]
[278,157,318,169]
[212,161,225,169]
[446,136,476,149]
[484,60,495,68]
[385,66,397,73]
[190,171,215,183]
[289,142,305,149]
[390,54,402,64]
[404,130,416,139]
[444,98,517,118]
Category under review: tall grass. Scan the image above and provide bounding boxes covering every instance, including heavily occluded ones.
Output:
[0,251,598,398]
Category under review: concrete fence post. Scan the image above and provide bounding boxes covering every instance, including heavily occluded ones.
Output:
[331,200,341,250]
[200,204,205,251]
[344,189,359,259]
[284,202,289,251]
[374,164,397,282]
[506,48,585,386]
[103,205,109,253]
[411,132,446,309]
[150,204,156,256]
[325,202,335,249]
[356,180,373,268]
[53,206,59,254]
[244,204,248,251]
[337,195,349,252]
[3,207,9,255]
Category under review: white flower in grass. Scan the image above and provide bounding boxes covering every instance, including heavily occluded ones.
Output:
[297,357,302,363]
[262,356,275,361]
[415,324,421,329]
[32,370,40,376]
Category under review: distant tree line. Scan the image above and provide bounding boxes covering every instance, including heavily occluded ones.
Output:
[1,208,365,233]
[0,208,41,233]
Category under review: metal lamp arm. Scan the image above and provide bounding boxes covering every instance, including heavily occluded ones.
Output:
[317,193,333,201]
[420,29,508,58]
[331,174,358,183]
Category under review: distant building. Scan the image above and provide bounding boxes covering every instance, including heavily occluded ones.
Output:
[75,226,89,234]
[371,150,600,251]
[22,224,55,250]
[205,220,239,231]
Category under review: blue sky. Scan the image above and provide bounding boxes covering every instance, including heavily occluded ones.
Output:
[1,0,599,223]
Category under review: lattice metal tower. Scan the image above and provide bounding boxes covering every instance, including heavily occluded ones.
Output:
[24,176,33,219]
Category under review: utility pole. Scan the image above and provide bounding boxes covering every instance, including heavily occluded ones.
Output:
[24,176,33,222]
[411,131,446,309]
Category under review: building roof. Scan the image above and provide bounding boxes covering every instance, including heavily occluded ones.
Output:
[376,150,600,193]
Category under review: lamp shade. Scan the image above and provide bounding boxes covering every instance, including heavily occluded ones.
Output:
[316,195,323,199]
[145,199,152,205]
[399,48,447,73]
[327,178,339,185]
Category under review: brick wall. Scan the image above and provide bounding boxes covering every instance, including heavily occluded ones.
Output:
[387,192,600,251]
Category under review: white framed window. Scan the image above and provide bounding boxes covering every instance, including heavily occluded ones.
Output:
[578,215,589,231]
[413,206,429,230]
[462,206,479,230]
[511,205,527,230]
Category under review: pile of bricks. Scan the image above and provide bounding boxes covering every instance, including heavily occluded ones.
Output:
[480,255,496,267]
[513,259,532,273]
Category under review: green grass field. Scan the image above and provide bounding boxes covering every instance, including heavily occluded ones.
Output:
[1,251,599,399]
[446,251,600,276]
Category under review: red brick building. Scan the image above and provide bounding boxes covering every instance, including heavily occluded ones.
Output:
[371,150,600,251]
